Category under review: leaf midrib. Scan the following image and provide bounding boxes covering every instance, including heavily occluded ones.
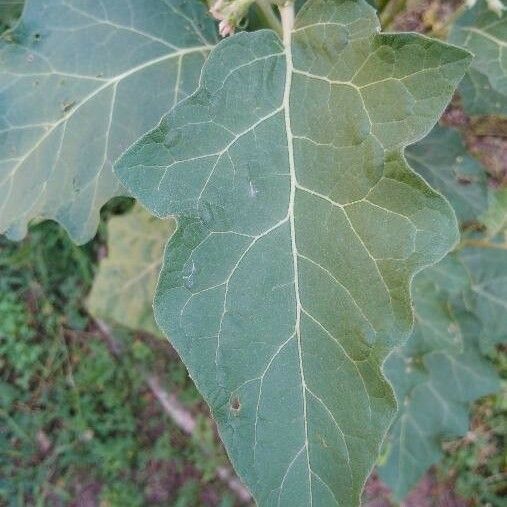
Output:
[280,6,313,505]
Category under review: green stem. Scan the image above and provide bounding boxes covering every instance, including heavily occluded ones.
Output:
[279,1,295,45]
[255,0,283,36]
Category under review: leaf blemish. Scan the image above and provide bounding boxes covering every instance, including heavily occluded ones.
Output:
[62,100,76,114]
[182,260,197,289]
[457,176,472,185]
[248,180,258,198]
[230,395,241,414]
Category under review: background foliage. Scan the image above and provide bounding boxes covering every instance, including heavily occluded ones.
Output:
[0,202,238,506]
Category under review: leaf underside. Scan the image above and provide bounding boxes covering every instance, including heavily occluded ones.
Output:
[87,205,174,337]
[0,0,216,243]
[449,2,507,115]
[114,0,470,505]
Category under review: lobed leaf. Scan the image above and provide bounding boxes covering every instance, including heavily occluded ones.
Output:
[115,0,470,504]
[381,121,506,497]
[87,205,174,337]
[449,2,507,115]
[0,0,216,243]
[379,257,500,499]
[379,272,499,500]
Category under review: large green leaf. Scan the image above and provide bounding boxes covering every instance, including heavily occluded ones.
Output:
[406,124,488,225]
[382,338,499,499]
[87,206,174,337]
[115,0,470,504]
[379,257,499,499]
[0,0,216,243]
[449,3,507,115]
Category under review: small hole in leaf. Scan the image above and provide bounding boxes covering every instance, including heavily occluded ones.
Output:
[62,100,76,113]
[457,176,472,186]
[230,395,241,414]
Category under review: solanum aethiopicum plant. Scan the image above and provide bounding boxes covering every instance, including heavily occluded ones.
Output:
[113,0,472,504]
[2,0,506,505]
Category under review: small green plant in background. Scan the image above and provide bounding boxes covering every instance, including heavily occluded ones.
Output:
[0,292,42,390]
[0,217,235,506]
[439,348,507,506]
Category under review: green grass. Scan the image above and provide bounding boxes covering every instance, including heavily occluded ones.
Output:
[439,347,507,507]
[0,203,235,506]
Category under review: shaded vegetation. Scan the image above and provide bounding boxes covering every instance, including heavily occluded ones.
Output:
[0,204,237,506]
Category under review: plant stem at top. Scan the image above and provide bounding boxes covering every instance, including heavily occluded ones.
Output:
[255,0,283,36]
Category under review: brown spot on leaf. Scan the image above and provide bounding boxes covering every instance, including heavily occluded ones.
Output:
[230,395,241,414]
[62,100,76,114]
[457,176,472,185]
